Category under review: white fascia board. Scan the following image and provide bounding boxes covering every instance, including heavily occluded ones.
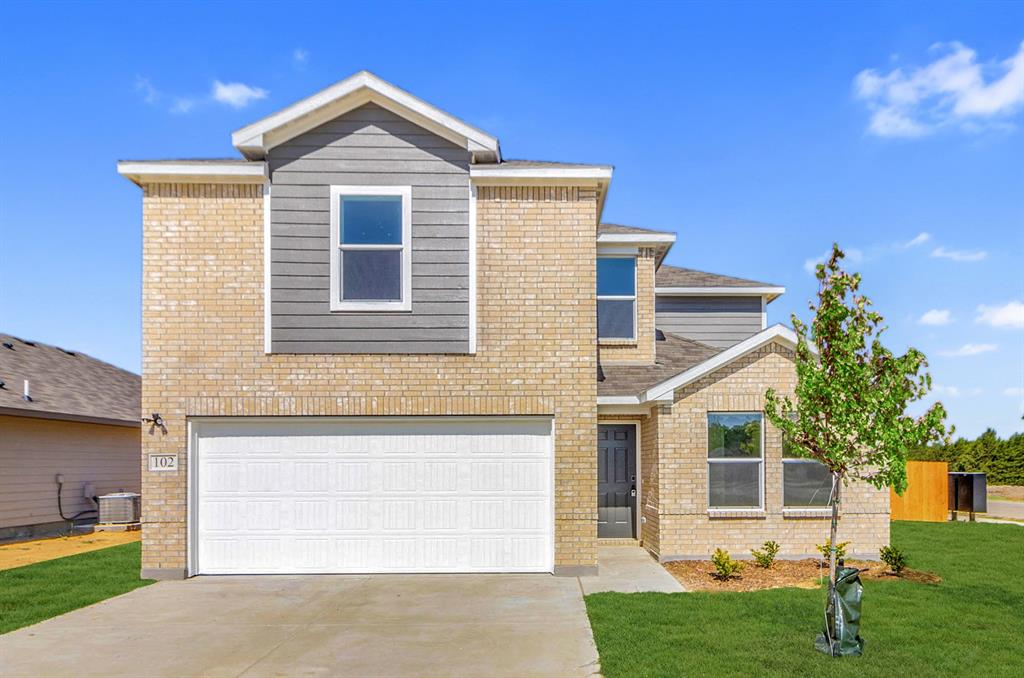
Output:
[642,324,807,402]
[232,71,499,158]
[117,161,267,185]
[655,286,785,296]
[597,233,676,245]
[596,395,643,406]
[470,166,613,182]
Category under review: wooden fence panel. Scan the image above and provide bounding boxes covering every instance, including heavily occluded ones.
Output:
[891,460,949,522]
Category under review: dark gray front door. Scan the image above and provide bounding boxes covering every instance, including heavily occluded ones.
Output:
[597,424,637,538]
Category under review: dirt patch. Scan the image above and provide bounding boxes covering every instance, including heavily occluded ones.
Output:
[989,485,1024,502]
[0,531,140,570]
[664,558,941,592]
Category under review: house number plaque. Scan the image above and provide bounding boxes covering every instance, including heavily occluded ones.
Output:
[148,454,179,472]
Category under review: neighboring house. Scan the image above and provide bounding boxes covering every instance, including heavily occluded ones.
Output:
[0,334,141,541]
[118,71,887,580]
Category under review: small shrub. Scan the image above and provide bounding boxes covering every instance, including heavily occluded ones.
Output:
[816,539,851,561]
[711,548,744,580]
[880,545,908,574]
[751,540,781,568]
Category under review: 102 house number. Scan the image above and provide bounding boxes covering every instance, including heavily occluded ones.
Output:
[148,454,178,472]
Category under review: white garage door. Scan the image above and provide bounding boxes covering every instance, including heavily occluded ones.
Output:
[192,417,553,574]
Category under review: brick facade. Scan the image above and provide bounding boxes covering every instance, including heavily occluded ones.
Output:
[597,246,656,364]
[638,341,889,561]
[140,182,598,577]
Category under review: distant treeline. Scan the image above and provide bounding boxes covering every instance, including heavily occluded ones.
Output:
[910,429,1024,486]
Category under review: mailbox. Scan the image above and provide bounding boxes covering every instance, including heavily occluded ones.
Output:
[948,472,987,519]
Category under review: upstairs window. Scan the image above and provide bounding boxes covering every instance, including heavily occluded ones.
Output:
[707,413,763,509]
[783,436,833,507]
[329,185,412,312]
[597,257,636,340]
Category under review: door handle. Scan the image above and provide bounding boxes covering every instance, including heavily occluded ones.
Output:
[630,485,637,498]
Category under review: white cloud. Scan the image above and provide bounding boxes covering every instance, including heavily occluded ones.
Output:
[938,343,998,357]
[1003,387,1024,397]
[919,309,952,326]
[854,40,1024,138]
[212,80,268,109]
[135,76,160,105]
[803,248,863,275]
[293,48,309,66]
[170,97,195,114]
[932,384,961,398]
[904,232,931,248]
[931,246,987,262]
[976,301,1024,329]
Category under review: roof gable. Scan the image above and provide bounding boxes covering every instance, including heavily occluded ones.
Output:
[233,71,500,162]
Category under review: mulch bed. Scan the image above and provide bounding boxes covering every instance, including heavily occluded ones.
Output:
[664,558,941,592]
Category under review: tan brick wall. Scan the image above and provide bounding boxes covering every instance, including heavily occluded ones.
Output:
[598,246,656,364]
[647,341,890,561]
[140,182,598,573]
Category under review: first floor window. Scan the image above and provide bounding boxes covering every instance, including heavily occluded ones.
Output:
[329,185,412,312]
[707,413,763,508]
[597,256,636,339]
[783,438,833,507]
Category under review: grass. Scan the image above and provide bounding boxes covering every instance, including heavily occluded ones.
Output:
[585,522,1024,677]
[0,541,153,635]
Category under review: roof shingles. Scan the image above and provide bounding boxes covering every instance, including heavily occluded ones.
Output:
[0,334,140,425]
[598,331,721,397]
[655,264,779,289]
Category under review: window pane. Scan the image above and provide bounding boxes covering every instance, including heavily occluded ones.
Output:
[342,250,401,300]
[597,258,635,296]
[709,461,760,508]
[708,414,762,458]
[598,299,635,338]
[341,195,402,245]
[782,435,806,459]
[784,461,833,507]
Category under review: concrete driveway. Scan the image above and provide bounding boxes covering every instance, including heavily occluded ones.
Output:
[0,574,600,677]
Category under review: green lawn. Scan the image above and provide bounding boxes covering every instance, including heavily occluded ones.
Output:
[585,522,1024,677]
[0,542,153,635]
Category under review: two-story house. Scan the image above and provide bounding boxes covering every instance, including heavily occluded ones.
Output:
[119,71,888,580]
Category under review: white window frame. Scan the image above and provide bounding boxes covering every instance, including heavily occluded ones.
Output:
[597,254,637,341]
[706,412,764,510]
[329,185,412,312]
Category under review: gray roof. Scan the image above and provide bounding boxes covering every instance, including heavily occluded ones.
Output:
[598,331,721,396]
[598,223,675,237]
[0,334,140,426]
[656,264,779,289]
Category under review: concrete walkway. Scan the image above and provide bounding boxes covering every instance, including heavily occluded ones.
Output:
[580,545,684,594]
[0,574,600,678]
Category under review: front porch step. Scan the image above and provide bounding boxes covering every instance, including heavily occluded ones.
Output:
[598,538,640,547]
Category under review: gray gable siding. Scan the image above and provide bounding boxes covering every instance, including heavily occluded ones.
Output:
[655,296,763,348]
[269,103,470,354]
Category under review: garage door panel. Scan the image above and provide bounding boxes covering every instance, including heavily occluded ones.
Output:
[194,417,553,574]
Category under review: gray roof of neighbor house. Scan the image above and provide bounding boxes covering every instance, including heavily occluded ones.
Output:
[656,264,779,289]
[0,334,140,427]
[598,223,675,237]
[598,331,721,397]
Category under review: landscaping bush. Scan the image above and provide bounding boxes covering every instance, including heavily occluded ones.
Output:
[880,545,908,574]
[711,548,744,580]
[816,539,851,562]
[750,540,780,568]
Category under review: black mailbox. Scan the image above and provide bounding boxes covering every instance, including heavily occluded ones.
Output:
[948,472,987,519]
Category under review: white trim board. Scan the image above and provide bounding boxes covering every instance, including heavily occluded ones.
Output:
[469,166,612,181]
[263,181,272,353]
[117,161,267,185]
[597,233,676,245]
[655,286,785,299]
[233,71,499,161]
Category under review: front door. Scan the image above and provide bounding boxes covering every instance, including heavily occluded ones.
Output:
[597,424,636,538]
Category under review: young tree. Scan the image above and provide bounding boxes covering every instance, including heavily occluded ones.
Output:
[764,244,950,649]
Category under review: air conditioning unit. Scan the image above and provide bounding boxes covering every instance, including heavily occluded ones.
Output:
[98,493,141,524]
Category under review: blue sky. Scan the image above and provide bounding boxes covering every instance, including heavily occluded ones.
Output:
[0,1,1021,438]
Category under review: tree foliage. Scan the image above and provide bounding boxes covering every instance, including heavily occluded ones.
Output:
[764,244,951,495]
[911,429,1024,486]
